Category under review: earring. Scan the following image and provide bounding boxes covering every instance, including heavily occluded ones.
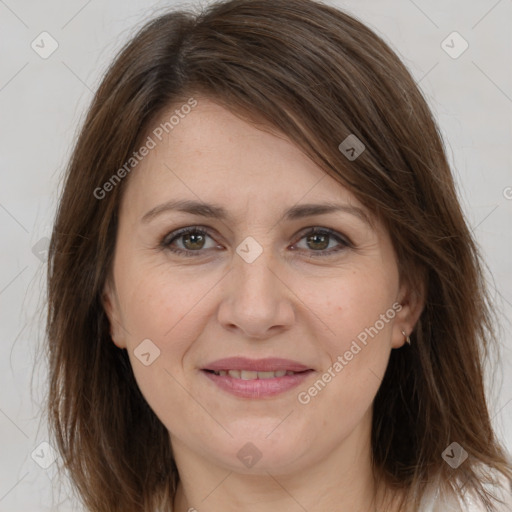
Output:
[401,330,411,345]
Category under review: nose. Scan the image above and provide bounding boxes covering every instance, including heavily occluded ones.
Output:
[216,245,296,340]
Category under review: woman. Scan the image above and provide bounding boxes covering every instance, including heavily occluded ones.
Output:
[46,0,512,510]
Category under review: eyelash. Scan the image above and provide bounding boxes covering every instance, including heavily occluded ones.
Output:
[160,226,353,258]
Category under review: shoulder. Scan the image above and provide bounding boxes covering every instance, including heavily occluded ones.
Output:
[419,466,512,512]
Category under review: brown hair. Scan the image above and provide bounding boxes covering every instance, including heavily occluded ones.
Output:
[46,0,512,510]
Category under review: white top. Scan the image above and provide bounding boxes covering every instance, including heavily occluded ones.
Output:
[419,469,512,511]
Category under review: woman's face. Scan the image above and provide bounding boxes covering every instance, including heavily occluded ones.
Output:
[103,96,419,475]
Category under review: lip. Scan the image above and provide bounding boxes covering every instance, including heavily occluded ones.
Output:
[202,369,314,399]
[201,357,314,399]
[202,357,312,372]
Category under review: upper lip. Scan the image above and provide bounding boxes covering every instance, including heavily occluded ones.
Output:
[202,357,312,372]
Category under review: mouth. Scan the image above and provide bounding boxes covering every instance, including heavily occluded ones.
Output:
[200,357,315,398]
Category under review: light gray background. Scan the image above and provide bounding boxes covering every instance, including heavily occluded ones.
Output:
[1,0,511,510]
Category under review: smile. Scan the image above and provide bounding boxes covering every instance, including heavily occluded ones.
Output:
[201,369,315,399]
[207,369,303,379]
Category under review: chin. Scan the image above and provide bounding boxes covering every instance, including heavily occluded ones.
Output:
[204,425,316,474]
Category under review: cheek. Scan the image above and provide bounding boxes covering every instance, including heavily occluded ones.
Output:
[309,265,398,345]
[304,267,397,399]
[118,262,220,344]
[113,263,218,393]
[117,268,216,427]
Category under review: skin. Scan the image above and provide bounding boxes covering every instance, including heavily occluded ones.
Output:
[103,96,424,512]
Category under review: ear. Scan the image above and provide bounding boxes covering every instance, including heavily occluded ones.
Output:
[391,276,425,349]
[102,278,127,349]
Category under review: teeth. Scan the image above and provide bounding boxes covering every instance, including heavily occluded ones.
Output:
[240,370,258,380]
[214,369,298,379]
[257,371,276,379]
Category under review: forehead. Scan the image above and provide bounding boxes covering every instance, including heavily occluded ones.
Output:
[120,96,366,222]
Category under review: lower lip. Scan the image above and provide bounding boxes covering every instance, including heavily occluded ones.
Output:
[201,370,314,398]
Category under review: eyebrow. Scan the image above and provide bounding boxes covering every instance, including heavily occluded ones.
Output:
[141,199,372,227]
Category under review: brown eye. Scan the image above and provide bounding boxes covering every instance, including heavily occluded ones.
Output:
[293,227,351,257]
[306,232,330,251]
[181,231,207,250]
[162,227,218,255]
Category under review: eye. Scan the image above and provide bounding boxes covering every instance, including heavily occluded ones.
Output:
[291,227,352,257]
[161,227,220,255]
[160,226,352,257]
